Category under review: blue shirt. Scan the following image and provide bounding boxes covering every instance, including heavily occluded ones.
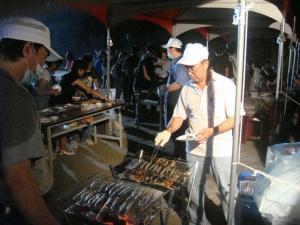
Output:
[165,56,189,106]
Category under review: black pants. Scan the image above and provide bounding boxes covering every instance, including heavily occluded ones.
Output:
[0,204,30,225]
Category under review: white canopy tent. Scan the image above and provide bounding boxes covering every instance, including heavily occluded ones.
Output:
[198,0,283,22]
[269,21,293,38]
[172,23,211,37]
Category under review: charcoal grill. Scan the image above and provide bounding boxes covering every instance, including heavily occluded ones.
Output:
[111,152,198,225]
[60,176,165,225]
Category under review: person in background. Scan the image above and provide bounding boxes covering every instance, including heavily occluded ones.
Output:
[211,44,231,78]
[227,48,237,82]
[133,44,157,94]
[65,50,74,71]
[0,17,60,225]
[94,50,106,88]
[122,46,139,104]
[251,61,263,91]
[82,53,99,89]
[35,55,63,110]
[156,49,170,83]
[281,108,300,143]
[260,61,275,89]
[161,37,190,160]
[111,52,125,101]
[52,59,112,105]
[155,43,243,225]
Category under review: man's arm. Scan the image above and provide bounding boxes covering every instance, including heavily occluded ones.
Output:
[166,82,181,93]
[36,79,60,96]
[142,65,151,81]
[196,117,234,143]
[166,116,184,134]
[73,79,112,103]
[3,160,59,225]
[155,117,184,147]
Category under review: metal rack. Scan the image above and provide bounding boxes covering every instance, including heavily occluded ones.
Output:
[58,175,166,225]
[111,153,198,225]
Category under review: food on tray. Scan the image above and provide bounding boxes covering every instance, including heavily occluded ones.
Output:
[118,157,191,190]
[68,122,79,127]
[176,133,198,141]
[72,96,81,102]
[84,99,101,104]
[65,179,163,224]
[49,116,59,121]
[40,117,51,123]
[82,116,94,124]
[95,102,106,108]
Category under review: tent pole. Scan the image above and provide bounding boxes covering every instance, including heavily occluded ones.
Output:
[238,8,249,161]
[296,41,299,74]
[106,27,111,94]
[275,20,285,101]
[274,19,285,139]
[207,33,209,48]
[287,45,293,90]
[228,0,246,224]
[290,47,297,91]
[287,17,296,91]
[290,16,297,90]
[284,17,296,115]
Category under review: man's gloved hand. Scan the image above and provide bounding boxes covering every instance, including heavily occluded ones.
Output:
[154,130,171,147]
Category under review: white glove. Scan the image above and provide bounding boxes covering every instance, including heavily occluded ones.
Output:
[155,130,171,147]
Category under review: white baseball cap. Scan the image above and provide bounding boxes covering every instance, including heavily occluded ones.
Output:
[0,17,62,61]
[177,43,209,66]
[161,37,182,49]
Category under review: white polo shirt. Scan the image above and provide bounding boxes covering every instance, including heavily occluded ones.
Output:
[173,71,240,157]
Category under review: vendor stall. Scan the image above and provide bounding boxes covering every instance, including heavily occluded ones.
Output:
[58,152,197,225]
[39,101,124,181]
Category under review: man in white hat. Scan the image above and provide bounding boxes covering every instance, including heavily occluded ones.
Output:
[0,17,60,225]
[161,37,190,159]
[155,43,243,224]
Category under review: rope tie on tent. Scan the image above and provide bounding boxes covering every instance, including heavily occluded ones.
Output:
[232,162,300,192]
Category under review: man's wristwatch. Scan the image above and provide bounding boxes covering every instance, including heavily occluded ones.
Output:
[213,126,219,135]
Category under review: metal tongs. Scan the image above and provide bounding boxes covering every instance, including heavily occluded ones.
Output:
[151,146,163,161]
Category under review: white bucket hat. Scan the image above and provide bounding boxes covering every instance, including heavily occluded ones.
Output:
[0,17,62,61]
[46,53,63,62]
[177,43,209,66]
[161,37,182,49]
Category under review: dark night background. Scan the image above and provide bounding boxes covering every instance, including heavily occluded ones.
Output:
[0,0,299,67]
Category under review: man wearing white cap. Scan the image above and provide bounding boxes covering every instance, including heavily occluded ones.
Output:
[155,43,242,224]
[0,17,60,225]
[161,37,189,159]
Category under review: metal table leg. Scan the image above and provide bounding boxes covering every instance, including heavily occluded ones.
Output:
[135,93,140,128]
[47,126,54,181]
[163,189,175,225]
[93,125,98,144]
[118,107,123,148]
